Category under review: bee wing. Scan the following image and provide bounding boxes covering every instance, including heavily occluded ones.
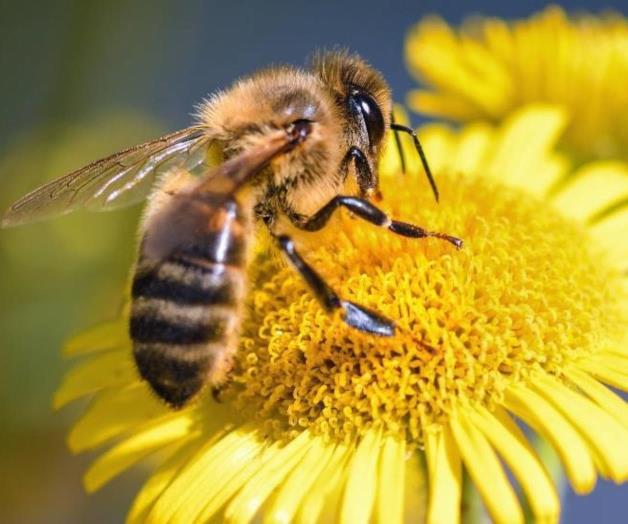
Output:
[1,126,211,227]
[142,127,302,262]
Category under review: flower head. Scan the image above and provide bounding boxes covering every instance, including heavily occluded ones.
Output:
[55,106,628,523]
[406,6,628,163]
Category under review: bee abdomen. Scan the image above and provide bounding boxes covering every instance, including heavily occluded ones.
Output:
[132,248,244,305]
[130,303,229,344]
[130,255,246,408]
[133,342,212,408]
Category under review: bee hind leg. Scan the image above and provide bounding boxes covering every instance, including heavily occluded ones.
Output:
[276,235,395,337]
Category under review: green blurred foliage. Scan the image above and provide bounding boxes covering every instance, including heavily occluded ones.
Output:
[0,2,169,522]
[0,113,162,427]
[0,113,164,523]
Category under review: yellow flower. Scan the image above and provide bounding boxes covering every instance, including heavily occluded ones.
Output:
[55,106,628,524]
[405,6,628,164]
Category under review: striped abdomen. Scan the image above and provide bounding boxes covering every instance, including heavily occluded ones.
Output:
[131,199,249,408]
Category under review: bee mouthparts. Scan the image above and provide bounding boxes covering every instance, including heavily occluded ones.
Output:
[287,119,313,145]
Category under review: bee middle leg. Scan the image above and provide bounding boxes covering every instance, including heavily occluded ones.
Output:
[299,196,463,248]
[275,235,395,336]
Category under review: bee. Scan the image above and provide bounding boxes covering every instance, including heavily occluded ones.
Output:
[2,51,462,408]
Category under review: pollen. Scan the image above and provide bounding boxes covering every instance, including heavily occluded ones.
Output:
[232,171,625,445]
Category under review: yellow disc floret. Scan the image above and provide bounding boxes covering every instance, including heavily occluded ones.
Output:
[232,171,625,445]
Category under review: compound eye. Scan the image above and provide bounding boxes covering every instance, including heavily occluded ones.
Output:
[351,89,385,147]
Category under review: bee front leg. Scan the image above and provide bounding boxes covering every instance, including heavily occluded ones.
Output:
[275,235,395,337]
[299,196,463,249]
[344,146,377,198]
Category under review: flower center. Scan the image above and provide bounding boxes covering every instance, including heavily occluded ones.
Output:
[231,172,625,444]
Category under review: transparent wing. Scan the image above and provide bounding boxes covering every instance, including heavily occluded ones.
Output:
[2,126,212,227]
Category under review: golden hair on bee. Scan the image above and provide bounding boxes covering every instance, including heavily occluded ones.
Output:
[1,50,462,408]
[312,49,393,144]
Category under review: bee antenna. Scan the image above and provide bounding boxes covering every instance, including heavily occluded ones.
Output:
[390,111,407,175]
[390,123,439,203]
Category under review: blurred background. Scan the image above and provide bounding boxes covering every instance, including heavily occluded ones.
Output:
[1,1,626,522]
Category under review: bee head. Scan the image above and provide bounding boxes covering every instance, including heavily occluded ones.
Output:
[311,50,393,199]
[311,50,392,154]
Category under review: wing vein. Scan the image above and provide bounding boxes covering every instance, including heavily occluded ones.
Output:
[2,126,210,227]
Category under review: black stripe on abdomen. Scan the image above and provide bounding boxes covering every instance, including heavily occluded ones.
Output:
[132,257,241,307]
[130,313,227,344]
[132,267,236,306]
[133,343,211,408]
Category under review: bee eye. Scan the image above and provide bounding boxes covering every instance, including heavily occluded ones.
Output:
[349,89,385,147]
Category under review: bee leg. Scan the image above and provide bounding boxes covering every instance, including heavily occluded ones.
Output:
[300,196,463,249]
[211,386,224,403]
[345,146,378,198]
[276,234,395,336]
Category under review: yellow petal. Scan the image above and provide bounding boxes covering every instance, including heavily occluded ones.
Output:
[424,430,438,480]
[374,436,406,524]
[264,436,334,524]
[407,90,485,121]
[532,374,628,482]
[127,441,199,524]
[391,104,411,126]
[588,207,628,270]
[578,358,628,391]
[482,18,514,63]
[458,35,513,102]
[425,427,462,524]
[599,347,628,362]
[173,430,267,524]
[224,430,314,524]
[54,349,136,408]
[84,414,197,492]
[582,363,628,391]
[484,105,567,192]
[492,406,538,455]
[471,407,560,523]
[450,122,493,175]
[450,413,524,524]
[505,385,597,494]
[402,451,427,524]
[340,428,381,524]
[68,384,169,452]
[194,440,277,523]
[295,442,352,524]
[147,426,253,523]
[552,162,628,222]
[526,153,570,199]
[63,319,128,356]
[565,368,628,430]
[417,124,457,175]
[406,20,509,117]
[595,353,628,376]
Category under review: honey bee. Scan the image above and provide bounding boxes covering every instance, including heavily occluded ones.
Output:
[2,51,462,408]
